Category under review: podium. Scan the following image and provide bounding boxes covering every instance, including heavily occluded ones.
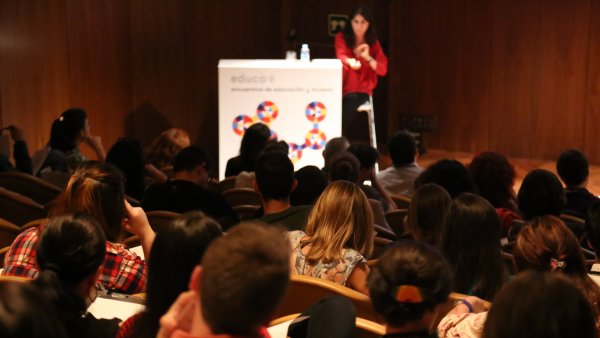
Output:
[218,59,342,179]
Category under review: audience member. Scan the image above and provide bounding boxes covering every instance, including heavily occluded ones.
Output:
[482,271,596,338]
[348,143,396,211]
[468,151,520,235]
[225,122,271,177]
[106,137,146,201]
[369,240,453,338]
[321,136,350,176]
[586,201,600,286]
[328,150,361,182]
[143,146,239,229]
[557,149,600,219]
[290,165,328,206]
[145,128,190,170]
[34,214,120,338]
[0,281,68,338]
[3,162,154,294]
[157,222,290,338]
[288,180,374,294]
[415,159,474,198]
[255,151,311,231]
[32,108,106,175]
[441,193,506,301]
[117,212,223,338]
[0,125,32,174]
[377,131,424,196]
[405,183,451,247]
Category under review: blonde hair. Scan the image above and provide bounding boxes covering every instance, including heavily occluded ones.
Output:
[303,180,374,262]
[145,128,191,168]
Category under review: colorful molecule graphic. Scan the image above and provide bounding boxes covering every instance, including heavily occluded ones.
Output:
[231,100,327,163]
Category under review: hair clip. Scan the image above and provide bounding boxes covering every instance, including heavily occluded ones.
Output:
[59,116,64,122]
[550,258,566,271]
[393,285,425,304]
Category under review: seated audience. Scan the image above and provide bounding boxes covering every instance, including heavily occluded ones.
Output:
[0,125,32,174]
[321,136,350,177]
[369,240,453,338]
[157,222,290,338]
[255,150,311,231]
[34,214,120,338]
[377,131,424,196]
[468,151,521,236]
[225,122,271,177]
[441,193,506,301]
[32,108,106,175]
[3,162,154,294]
[288,180,374,294]
[145,128,190,170]
[290,165,328,206]
[556,149,600,219]
[0,281,68,338]
[117,212,223,338]
[348,143,396,211]
[415,159,474,198]
[143,146,239,229]
[586,201,600,285]
[106,137,146,201]
[405,183,451,247]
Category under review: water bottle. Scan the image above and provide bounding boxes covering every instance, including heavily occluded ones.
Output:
[300,44,310,62]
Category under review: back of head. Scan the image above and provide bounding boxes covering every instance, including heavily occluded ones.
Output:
[414,159,474,198]
[141,211,223,338]
[328,151,360,183]
[406,183,451,247]
[49,162,125,242]
[200,222,289,335]
[388,131,417,166]
[322,137,350,169]
[305,180,374,262]
[172,145,213,174]
[255,151,294,201]
[368,241,452,328]
[348,143,379,170]
[482,271,596,338]
[290,165,328,206]
[517,169,565,220]
[49,108,87,152]
[145,128,191,168]
[240,123,271,160]
[556,149,589,187]
[586,201,600,254]
[0,282,68,338]
[442,193,504,300]
[35,214,106,307]
[106,138,145,199]
[468,151,515,208]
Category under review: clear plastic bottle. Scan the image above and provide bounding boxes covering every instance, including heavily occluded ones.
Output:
[300,43,310,62]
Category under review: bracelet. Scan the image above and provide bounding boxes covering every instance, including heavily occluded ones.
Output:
[367,57,374,63]
[455,299,474,313]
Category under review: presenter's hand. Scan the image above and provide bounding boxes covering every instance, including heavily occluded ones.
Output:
[354,43,370,60]
[347,58,362,70]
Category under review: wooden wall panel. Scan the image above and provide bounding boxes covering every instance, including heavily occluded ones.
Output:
[584,1,600,164]
[0,0,71,152]
[66,0,132,157]
[489,0,590,159]
[390,0,492,153]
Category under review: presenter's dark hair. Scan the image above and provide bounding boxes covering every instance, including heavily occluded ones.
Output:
[388,131,417,166]
[556,149,589,187]
[343,6,378,47]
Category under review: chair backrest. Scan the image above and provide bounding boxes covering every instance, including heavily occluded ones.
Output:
[368,198,389,228]
[0,218,21,249]
[39,171,70,189]
[268,313,384,338]
[501,251,517,275]
[384,209,409,237]
[275,274,382,324]
[560,213,586,225]
[374,224,397,241]
[218,176,238,193]
[372,237,393,260]
[0,172,62,206]
[222,188,262,207]
[0,187,47,226]
[390,194,411,209]
[145,210,181,234]
[232,204,260,221]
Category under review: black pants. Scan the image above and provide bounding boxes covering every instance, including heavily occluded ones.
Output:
[342,92,371,142]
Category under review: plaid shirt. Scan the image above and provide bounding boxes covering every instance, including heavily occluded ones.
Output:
[2,226,146,294]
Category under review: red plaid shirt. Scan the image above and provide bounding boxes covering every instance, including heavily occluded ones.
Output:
[2,226,146,294]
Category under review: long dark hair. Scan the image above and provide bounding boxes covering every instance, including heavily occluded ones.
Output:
[441,193,506,301]
[49,108,87,152]
[131,212,223,338]
[106,138,146,200]
[34,214,106,315]
[406,183,451,247]
[342,6,378,48]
